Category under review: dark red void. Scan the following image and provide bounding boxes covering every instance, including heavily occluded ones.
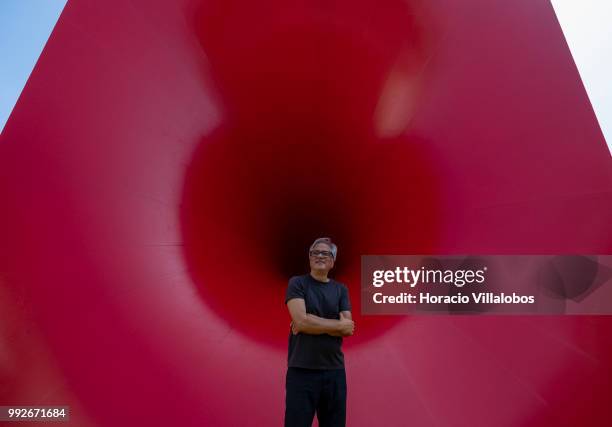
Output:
[182,0,441,346]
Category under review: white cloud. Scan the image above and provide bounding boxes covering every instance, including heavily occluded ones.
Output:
[551,0,612,155]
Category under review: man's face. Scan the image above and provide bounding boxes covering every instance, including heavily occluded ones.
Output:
[309,243,335,274]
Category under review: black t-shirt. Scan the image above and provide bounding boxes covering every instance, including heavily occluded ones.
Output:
[285,274,352,369]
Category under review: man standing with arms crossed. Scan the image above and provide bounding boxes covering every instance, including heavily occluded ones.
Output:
[285,237,355,427]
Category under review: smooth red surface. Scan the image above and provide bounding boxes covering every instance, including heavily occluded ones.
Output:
[1,0,611,426]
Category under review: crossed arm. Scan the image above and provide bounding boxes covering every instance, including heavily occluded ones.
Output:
[287,298,354,337]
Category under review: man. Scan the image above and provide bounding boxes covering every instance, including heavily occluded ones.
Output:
[284,237,355,427]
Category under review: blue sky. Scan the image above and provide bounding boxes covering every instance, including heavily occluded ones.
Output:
[0,0,67,132]
[0,1,610,155]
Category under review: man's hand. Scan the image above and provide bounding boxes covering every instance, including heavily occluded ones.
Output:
[337,312,355,336]
[328,312,354,337]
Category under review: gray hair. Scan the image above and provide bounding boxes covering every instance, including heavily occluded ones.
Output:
[309,237,337,260]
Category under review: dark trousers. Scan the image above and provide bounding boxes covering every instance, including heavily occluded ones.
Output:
[284,367,347,427]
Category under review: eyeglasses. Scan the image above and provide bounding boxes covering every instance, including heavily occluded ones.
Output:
[309,250,333,259]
